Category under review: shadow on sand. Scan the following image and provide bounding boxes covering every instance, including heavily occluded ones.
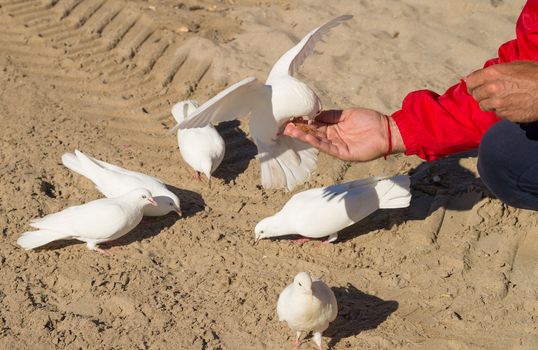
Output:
[212,120,258,183]
[335,151,493,242]
[324,283,398,348]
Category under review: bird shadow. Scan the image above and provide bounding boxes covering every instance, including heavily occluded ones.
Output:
[332,151,494,243]
[324,283,398,348]
[31,187,205,251]
[212,120,258,183]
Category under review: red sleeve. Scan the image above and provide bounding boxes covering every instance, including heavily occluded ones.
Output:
[392,0,538,161]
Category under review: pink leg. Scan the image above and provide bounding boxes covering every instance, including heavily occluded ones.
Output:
[95,247,112,255]
[293,237,312,245]
[293,331,302,347]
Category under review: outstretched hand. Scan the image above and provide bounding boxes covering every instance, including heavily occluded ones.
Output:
[466,61,538,123]
[282,108,405,162]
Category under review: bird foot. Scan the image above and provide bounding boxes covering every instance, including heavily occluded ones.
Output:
[292,339,301,348]
[292,237,312,245]
[95,245,119,255]
[95,247,113,255]
[193,172,202,181]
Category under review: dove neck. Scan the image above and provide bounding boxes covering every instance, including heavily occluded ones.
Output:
[258,216,296,238]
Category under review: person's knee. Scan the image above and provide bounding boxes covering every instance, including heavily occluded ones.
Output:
[478,121,520,206]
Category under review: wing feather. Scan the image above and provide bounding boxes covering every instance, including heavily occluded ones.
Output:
[267,15,352,82]
[169,77,271,132]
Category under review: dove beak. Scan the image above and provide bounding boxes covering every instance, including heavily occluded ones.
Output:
[174,206,182,216]
[148,197,158,206]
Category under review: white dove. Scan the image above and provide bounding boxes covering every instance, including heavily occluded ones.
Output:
[169,15,352,191]
[17,188,157,253]
[256,175,411,243]
[277,272,338,350]
[171,100,225,183]
[62,150,181,216]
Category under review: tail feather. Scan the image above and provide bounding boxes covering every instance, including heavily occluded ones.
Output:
[258,136,318,191]
[377,175,412,209]
[61,152,90,178]
[17,230,71,250]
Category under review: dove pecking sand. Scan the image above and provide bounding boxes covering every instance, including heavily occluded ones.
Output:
[171,100,225,184]
[62,150,181,216]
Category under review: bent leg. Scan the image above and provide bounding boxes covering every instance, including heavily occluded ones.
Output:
[478,120,538,210]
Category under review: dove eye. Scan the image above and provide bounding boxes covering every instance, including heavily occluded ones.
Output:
[142,195,147,199]
[298,282,302,286]
[169,203,173,206]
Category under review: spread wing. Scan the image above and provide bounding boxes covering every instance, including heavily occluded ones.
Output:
[267,15,352,82]
[169,77,271,132]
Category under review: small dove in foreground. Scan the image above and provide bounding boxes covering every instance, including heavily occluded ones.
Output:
[256,176,411,243]
[169,15,352,191]
[171,100,225,183]
[17,188,156,253]
[277,272,337,350]
[62,150,181,216]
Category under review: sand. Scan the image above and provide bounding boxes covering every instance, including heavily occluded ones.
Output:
[0,0,537,349]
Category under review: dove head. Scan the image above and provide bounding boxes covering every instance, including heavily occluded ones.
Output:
[124,188,158,208]
[171,100,199,123]
[254,215,293,241]
[293,272,313,295]
[270,78,322,122]
[154,191,182,216]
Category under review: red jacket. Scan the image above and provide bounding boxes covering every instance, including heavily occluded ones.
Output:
[392,0,538,161]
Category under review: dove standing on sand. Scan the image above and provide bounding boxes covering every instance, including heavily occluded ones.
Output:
[17,188,157,253]
[277,272,337,350]
[170,15,352,191]
[256,176,411,243]
[62,150,181,216]
[171,100,225,184]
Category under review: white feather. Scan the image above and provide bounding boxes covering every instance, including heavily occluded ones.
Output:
[17,188,153,251]
[61,150,181,216]
[171,100,225,180]
[277,272,337,349]
[169,16,352,191]
[256,175,411,242]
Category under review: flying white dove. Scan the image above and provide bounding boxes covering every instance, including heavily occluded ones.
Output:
[171,100,225,184]
[169,15,353,191]
[17,188,156,253]
[62,150,181,217]
[277,272,338,350]
[256,175,411,243]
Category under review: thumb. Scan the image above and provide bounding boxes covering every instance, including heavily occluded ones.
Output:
[315,110,344,124]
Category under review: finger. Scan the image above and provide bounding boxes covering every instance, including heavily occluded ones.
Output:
[302,133,342,156]
[469,83,496,102]
[465,67,492,92]
[466,65,502,93]
[478,97,501,112]
[315,109,344,124]
[282,123,316,141]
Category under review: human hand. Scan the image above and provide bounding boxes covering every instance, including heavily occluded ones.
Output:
[466,61,538,123]
[282,108,405,162]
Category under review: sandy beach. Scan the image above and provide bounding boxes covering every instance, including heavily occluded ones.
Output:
[0,0,536,349]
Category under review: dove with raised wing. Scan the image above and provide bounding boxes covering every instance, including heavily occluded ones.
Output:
[171,100,225,184]
[62,150,181,216]
[256,175,411,243]
[277,272,337,350]
[170,15,352,191]
[17,188,156,253]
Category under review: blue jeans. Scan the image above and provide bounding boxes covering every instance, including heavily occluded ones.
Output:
[478,120,538,210]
